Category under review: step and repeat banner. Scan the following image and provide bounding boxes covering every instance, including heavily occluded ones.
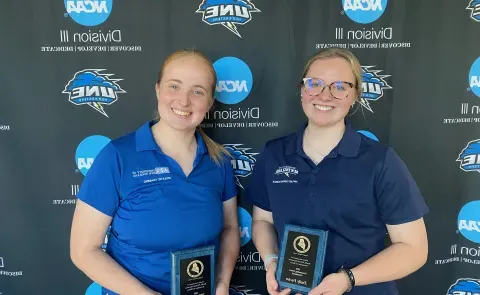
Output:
[1,0,480,294]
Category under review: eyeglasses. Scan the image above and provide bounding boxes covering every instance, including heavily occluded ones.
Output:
[301,78,355,100]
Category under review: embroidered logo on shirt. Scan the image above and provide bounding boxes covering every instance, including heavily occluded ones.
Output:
[132,167,170,177]
[132,167,171,183]
[275,166,298,177]
[273,166,298,184]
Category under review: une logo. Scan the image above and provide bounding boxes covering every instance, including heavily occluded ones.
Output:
[65,0,113,27]
[357,130,379,141]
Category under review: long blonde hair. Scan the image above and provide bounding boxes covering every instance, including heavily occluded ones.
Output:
[300,48,363,101]
[154,48,231,165]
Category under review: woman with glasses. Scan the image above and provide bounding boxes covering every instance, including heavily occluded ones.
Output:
[245,48,428,295]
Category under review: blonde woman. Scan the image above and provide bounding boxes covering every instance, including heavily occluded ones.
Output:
[246,48,428,295]
[70,49,240,295]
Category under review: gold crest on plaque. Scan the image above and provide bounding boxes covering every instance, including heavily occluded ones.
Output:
[293,236,311,254]
[187,260,204,278]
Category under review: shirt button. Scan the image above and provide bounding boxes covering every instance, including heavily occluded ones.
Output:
[309,192,314,197]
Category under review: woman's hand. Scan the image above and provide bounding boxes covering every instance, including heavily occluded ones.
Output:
[266,260,291,295]
[307,273,350,295]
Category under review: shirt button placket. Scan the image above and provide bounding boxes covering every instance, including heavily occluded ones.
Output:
[308,169,317,204]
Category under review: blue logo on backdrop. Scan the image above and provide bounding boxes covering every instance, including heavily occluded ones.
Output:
[196,0,260,38]
[213,57,253,105]
[85,282,102,295]
[467,0,480,22]
[229,286,261,295]
[342,0,388,24]
[64,0,113,26]
[458,201,480,244]
[447,278,480,295]
[75,135,111,176]
[360,66,392,113]
[223,144,257,188]
[457,139,480,173]
[469,57,480,97]
[238,207,252,247]
[358,130,379,141]
[63,69,126,117]
[102,226,111,250]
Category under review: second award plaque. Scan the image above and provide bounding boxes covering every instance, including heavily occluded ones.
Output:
[171,245,215,295]
[276,224,328,295]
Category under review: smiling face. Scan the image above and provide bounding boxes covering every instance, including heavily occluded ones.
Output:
[300,57,358,128]
[155,54,215,132]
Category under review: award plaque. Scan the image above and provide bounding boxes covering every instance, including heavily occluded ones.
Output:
[171,245,215,295]
[276,224,328,295]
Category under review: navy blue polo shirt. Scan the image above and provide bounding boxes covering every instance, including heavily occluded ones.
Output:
[77,121,237,295]
[245,122,428,295]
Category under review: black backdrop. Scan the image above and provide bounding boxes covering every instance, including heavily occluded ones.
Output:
[1,1,480,294]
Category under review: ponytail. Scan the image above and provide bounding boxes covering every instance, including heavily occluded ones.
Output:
[196,127,232,165]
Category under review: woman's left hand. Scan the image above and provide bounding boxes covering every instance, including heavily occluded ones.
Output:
[215,281,230,295]
[306,273,350,295]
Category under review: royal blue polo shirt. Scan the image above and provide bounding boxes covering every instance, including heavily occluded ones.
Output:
[245,122,428,295]
[77,121,237,295]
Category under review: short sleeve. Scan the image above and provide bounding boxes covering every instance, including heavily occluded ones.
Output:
[77,142,121,217]
[222,156,237,202]
[244,143,271,211]
[375,147,429,225]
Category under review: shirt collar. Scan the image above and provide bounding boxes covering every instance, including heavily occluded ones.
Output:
[135,121,207,155]
[285,120,361,158]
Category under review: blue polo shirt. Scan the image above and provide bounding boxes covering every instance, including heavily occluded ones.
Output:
[77,121,237,295]
[245,122,428,295]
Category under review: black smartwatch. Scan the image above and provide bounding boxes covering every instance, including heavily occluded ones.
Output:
[339,266,355,292]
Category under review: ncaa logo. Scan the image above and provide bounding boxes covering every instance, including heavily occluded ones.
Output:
[447,278,480,295]
[238,207,252,247]
[85,282,102,295]
[64,0,113,26]
[457,139,480,173]
[457,201,480,244]
[213,57,253,105]
[342,0,388,24]
[357,130,379,141]
[469,57,480,97]
[75,135,111,176]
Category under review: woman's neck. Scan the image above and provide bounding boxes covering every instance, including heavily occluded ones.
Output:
[303,121,346,163]
[151,120,197,155]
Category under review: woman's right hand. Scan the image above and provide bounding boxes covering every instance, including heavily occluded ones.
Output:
[266,260,291,295]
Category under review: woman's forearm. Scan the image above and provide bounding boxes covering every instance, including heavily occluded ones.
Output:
[71,248,153,295]
[252,220,279,261]
[216,226,240,286]
[351,242,428,286]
